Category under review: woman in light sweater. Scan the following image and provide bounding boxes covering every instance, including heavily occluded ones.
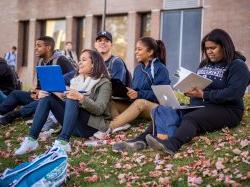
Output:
[15,49,112,155]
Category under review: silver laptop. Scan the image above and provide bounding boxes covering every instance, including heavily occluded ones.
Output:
[152,85,204,109]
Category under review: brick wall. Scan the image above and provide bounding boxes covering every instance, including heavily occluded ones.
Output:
[0,0,249,89]
[203,0,250,68]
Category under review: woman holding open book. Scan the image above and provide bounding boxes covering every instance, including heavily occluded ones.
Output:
[113,28,250,153]
[15,49,112,155]
[108,37,170,133]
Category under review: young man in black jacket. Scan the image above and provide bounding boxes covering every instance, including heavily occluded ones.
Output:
[0,58,16,103]
[0,36,74,126]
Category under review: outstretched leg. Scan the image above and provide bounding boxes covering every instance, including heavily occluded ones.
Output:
[110,99,158,129]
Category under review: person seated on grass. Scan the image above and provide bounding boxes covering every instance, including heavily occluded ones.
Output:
[107,37,170,133]
[15,49,111,155]
[0,36,74,126]
[113,28,250,153]
[95,31,129,87]
[0,58,16,104]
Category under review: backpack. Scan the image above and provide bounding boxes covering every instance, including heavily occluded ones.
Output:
[0,147,68,187]
[151,105,181,137]
[65,55,78,70]
[110,56,132,87]
[4,52,11,61]
[38,50,78,70]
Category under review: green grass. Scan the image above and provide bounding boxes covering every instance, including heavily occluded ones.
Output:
[0,95,249,186]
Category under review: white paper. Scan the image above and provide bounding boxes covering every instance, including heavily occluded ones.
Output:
[176,67,193,81]
[174,71,212,93]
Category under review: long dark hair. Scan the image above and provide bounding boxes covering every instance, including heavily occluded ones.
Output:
[138,37,167,65]
[200,28,246,67]
[81,49,110,79]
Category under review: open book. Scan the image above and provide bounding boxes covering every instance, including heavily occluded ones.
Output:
[173,67,212,93]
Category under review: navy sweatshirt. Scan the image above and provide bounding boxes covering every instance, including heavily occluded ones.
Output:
[191,58,250,110]
[132,58,171,103]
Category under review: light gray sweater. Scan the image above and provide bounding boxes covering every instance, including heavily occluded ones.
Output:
[80,77,112,131]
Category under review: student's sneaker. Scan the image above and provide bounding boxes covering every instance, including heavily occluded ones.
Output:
[41,118,58,132]
[93,131,107,140]
[112,123,131,133]
[26,119,33,126]
[146,134,175,156]
[112,139,147,152]
[83,139,105,147]
[15,137,39,156]
[53,139,71,153]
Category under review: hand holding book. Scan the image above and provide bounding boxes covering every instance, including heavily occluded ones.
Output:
[184,87,204,98]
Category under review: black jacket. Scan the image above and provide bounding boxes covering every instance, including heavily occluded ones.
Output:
[0,58,16,94]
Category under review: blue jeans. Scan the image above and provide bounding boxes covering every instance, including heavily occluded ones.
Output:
[0,91,7,104]
[29,95,97,142]
[0,90,37,117]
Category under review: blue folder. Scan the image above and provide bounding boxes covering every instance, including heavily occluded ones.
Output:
[36,65,66,92]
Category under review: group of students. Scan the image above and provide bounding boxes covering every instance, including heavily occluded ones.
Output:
[1,28,249,156]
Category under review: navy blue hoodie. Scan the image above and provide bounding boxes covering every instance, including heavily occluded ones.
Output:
[132,58,171,103]
[191,57,250,110]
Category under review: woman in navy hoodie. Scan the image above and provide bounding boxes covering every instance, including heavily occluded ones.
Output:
[113,29,250,153]
[109,37,170,131]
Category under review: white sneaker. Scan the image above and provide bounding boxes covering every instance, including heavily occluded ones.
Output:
[93,131,107,140]
[112,123,131,133]
[53,139,71,153]
[15,137,39,156]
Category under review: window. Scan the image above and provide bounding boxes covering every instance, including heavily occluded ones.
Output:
[19,21,29,67]
[98,15,128,61]
[161,8,202,84]
[45,19,66,50]
[76,17,86,57]
[141,13,151,37]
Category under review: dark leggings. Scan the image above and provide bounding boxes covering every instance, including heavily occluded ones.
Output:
[166,104,243,152]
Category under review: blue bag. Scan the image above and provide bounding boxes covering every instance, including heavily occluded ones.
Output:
[0,147,68,187]
[151,105,181,137]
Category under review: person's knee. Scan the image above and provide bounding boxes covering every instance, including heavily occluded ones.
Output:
[10,90,24,97]
[133,99,148,112]
[65,98,78,105]
[65,99,79,110]
[39,95,53,105]
[11,90,29,100]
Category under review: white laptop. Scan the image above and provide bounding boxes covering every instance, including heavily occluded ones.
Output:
[152,85,204,109]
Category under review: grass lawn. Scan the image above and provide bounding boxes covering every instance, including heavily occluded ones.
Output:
[0,95,249,186]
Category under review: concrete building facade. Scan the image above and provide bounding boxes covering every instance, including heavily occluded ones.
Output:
[0,0,249,88]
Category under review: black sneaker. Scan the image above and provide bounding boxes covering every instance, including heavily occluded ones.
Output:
[112,123,153,152]
[146,134,175,156]
[112,141,146,152]
[0,111,21,126]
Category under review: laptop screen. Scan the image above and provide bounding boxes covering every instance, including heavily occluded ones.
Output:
[36,65,66,92]
[151,85,180,108]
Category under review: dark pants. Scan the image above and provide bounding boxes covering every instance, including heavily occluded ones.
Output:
[29,95,97,142]
[0,91,7,104]
[0,90,37,117]
[166,104,243,152]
